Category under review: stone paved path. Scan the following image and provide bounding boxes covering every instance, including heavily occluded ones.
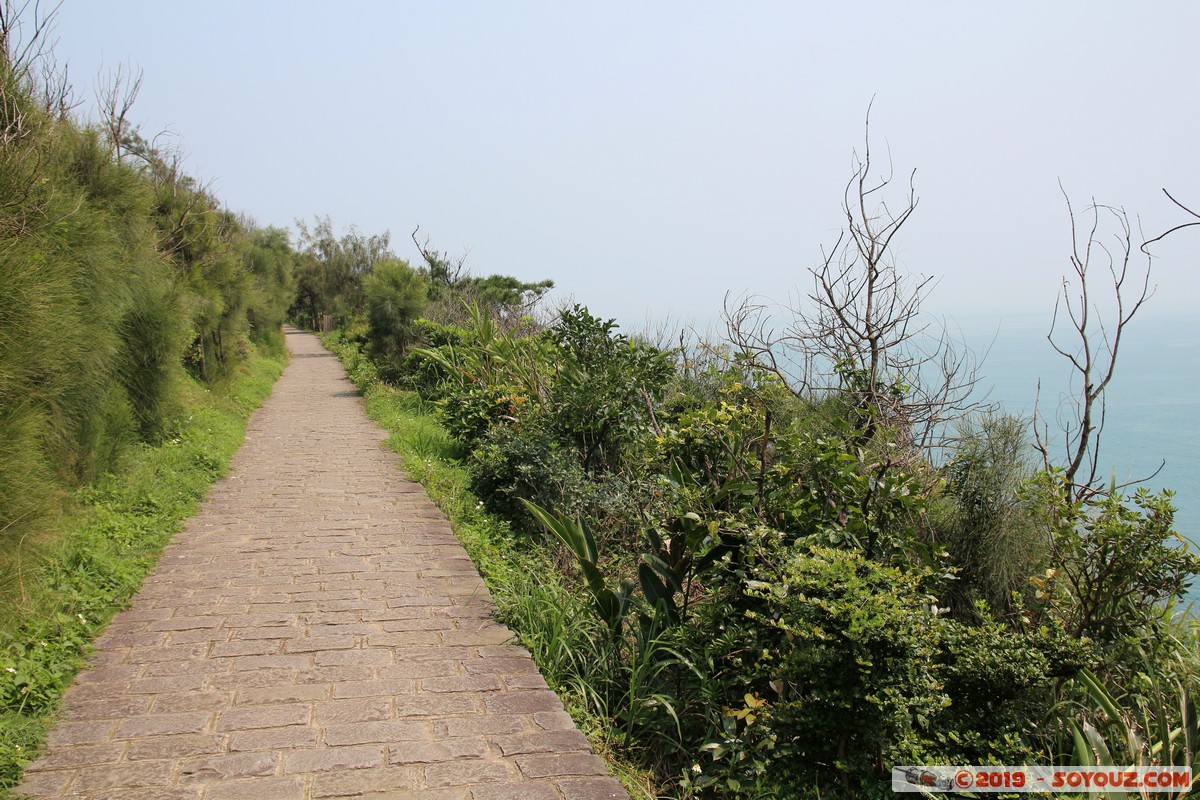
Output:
[16,328,629,800]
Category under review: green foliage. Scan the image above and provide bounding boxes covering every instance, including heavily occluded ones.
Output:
[650,381,767,516]
[468,422,596,523]
[244,226,299,354]
[402,318,467,393]
[732,546,947,797]
[363,258,428,377]
[0,117,180,531]
[936,611,1089,764]
[410,302,547,429]
[547,306,674,474]
[1062,647,1200,796]
[522,500,636,636]
[118,275,186,439]
[771,430,929,562]
[938,413,1045,615]
[1027,475,1200,645]
[456,273,554,310]
[291,216,394,327]
[409,304,671,539]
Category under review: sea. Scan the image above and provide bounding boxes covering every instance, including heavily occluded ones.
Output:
[953,312,1198,547]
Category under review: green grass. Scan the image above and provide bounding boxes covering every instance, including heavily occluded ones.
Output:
[323,334,658,799]
[0,348,286,796]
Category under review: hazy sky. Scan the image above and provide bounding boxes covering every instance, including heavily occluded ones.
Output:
[48,1,1199,327]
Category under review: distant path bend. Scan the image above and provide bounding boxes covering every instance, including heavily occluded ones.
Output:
[17,327,628,800]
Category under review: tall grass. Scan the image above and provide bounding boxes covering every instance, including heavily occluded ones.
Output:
[1,116,164,517]
[0,75,296,563]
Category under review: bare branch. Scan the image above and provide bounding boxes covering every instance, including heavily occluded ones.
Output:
[1,0,62,81]
[1141,188,1200,253]
[411,225,467,287]
[1038,191,1155,501]
[35,50,74,116]
[96,61,143,162]
[725,107,984,458]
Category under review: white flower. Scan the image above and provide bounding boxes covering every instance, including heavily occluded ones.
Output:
[5,667,16,674]
[692,764,702,774]
[77,614,87,624]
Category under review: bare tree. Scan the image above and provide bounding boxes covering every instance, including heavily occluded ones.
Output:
[96,61,142,162]
[0,0,60,146]
[1034,189,1155,501]
[726,108,981,454]
[411,225,467,289]
[0,0,59,83]
[35,50,73,117]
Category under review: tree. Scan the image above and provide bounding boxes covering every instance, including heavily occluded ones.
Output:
[363,258,427,361]
[411,226,554,325]
[293,216,393,323]
[1034,191,1153,501]
[460,273,554,313]
[412,225,466,294]
[96,61,142,163]
[726,108,980,455]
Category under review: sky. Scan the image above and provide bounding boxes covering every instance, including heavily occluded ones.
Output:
[45,1,1200,329]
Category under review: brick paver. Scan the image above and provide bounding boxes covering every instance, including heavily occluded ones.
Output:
[16,328,629,800]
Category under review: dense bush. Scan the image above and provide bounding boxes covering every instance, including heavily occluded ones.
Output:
[363,257,428,379]
[690,546,947,798]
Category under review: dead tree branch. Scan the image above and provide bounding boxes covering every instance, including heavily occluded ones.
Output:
[0,0,60,83]
[1034,188,1154,501]
[1141,189,1200,253]
[411,225,467,288]
[97,61,143,162]
[725,106,983,456]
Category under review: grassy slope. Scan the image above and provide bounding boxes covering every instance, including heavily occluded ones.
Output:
[0,349,287,795]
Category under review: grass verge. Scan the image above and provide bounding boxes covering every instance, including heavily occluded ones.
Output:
[0,349,286,796]
[323,334,658,799]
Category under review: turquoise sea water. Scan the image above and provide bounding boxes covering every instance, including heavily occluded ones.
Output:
[955,311,1199,552]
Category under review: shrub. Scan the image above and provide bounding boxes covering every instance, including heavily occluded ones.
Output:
[737,545,948,797]
[938,413,1045,616]
[936,611,1089,764]
[546,306,673,475]
[469,423,593,523]
[1027,475,1200,648]
[363,258,427,378]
